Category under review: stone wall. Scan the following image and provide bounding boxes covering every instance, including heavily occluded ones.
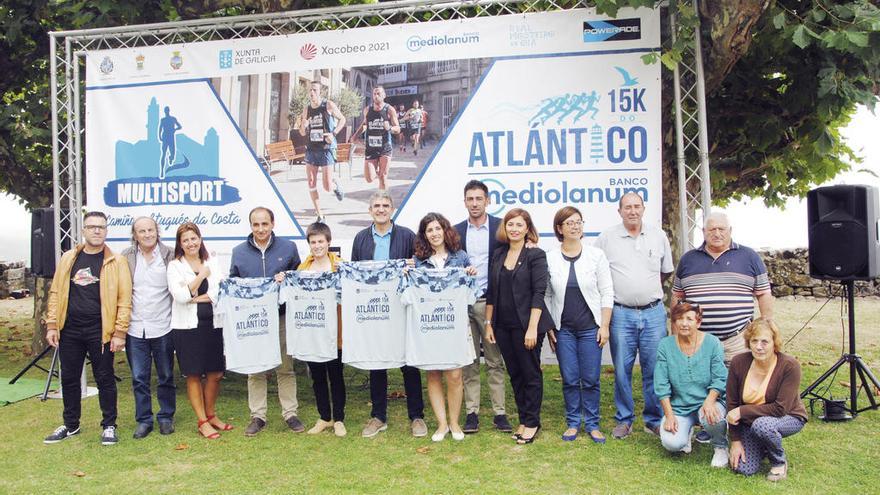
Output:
[758,248,880,297]
[0,260,26,298]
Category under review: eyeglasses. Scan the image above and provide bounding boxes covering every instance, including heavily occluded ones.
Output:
[562,220,583,228]
[83,225,107,232]
[677,300,700,309]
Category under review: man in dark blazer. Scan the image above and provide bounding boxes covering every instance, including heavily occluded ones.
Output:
[350,189,426,439]
[454,180,512,434]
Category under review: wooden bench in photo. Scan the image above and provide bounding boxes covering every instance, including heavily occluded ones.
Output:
[263,140,305,179]
[334,142,354,179]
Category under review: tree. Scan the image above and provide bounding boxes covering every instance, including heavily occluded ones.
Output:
[2,0,878,221]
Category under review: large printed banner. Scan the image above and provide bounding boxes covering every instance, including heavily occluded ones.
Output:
[85,7,661,257]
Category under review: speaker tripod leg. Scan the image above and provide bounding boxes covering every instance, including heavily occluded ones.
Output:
[854,357,880,413]
[41,346,60,402]
[8,345,53,384]
[801,355,848,399]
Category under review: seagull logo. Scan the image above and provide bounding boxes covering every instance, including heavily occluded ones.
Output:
[614,66,639,87]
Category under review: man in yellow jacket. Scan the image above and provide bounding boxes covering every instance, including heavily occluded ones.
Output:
[43,211,132,446]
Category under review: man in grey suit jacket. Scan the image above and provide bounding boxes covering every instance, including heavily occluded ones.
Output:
[454,180,511,434]
[121,216,176,439]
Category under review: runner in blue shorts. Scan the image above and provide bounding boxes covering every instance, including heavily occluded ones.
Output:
[353,86,400,191]
[299,81,346,224]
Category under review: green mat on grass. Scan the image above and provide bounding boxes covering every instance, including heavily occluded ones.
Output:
[0,377,46,405]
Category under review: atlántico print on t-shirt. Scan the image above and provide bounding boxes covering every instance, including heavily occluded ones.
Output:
[216,277,281,374]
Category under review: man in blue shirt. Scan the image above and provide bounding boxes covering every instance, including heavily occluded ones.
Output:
[229,207,303,437]
[351,190,426,438]
[454,180,511,434]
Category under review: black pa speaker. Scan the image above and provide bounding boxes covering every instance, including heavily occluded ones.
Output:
[30,208,71,278]
[807,185,879,281]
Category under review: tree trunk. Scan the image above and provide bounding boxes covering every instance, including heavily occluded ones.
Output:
[31,277,51,356]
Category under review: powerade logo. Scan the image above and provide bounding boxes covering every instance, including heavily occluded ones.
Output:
[583,18,641,42]
[407,32,480,52]
[482,178,648,216]
[103,97,240,207]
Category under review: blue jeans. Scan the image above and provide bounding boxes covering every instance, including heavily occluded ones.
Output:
[660,402,728,451]
[126,332,176,425]
[556,327,602,431]
[609,303,667,428]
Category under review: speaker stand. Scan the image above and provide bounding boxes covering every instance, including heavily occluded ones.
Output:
[801,280,880,416]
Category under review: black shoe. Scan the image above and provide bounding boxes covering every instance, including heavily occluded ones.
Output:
[44,425,80,444]
[245,417,267,437]
[493,414,513,433]
[132,422,153,439]
[463,413,479,434]
[101,426,119,446]
[286,415,306,433]
[158,421,175,435]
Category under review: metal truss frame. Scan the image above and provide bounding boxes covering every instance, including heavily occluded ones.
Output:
[670,0,712,252]
[49,0,711,259]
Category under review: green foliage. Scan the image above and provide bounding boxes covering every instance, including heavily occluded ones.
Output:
[332,85,364,119]
[709,0,880,207]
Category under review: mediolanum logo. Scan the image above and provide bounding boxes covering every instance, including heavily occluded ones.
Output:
[103,98,240,207]
[407,32,480,52]
[582,18,641,43]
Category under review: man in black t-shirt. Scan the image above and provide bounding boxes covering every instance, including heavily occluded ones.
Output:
[43,211,132,446]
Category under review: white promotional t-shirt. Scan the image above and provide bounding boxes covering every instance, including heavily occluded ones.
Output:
[338,260,407,370]
[216,277,281,374]
[400,267,479,370]
[279,270,340,363]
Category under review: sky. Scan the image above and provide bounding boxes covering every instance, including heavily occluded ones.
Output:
[1,106,878,264]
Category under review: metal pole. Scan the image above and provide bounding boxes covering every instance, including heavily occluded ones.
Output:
[670,4,690,254]
[49,34,63,266]
[65,37,80,239]
[847,280,858,416]
[692,0,712,218]
[73,52,84,217]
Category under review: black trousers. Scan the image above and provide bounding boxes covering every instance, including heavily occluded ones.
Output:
[58,325,117,429]
[369,366,424,423]
[307,350,346,422]
[495,325,544,428]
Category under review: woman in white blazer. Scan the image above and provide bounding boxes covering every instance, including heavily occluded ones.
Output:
[545,206,614,443]
[166,222,230,439]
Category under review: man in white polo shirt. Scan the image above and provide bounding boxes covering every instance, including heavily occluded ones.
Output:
[596,192,673,440]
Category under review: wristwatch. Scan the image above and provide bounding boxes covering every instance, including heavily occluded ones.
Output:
[484,320,491,326]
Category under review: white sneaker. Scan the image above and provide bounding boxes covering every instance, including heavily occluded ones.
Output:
[333,421,347,437]
[431,427,449,442]
[681,426,694,454]
[711,447,729,468]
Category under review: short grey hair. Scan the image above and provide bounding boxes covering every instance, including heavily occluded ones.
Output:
[703,211,731,230]
[130,216,160,244]
[368,189,394,208]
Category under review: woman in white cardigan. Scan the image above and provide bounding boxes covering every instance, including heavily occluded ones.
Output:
[167,222,230,439]
[545,206,614,443]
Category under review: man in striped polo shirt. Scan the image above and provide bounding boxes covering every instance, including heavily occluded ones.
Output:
[671,211,774,364]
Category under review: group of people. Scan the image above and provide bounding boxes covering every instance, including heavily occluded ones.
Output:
[41,179,806,481]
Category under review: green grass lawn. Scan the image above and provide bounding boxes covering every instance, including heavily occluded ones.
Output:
[0,297,878,494]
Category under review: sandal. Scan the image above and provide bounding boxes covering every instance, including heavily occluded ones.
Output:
[589,430,606,444]
[512,425,526,440]
[207,415,233,431]
[197,419,220,439]
[516,426,541,445]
